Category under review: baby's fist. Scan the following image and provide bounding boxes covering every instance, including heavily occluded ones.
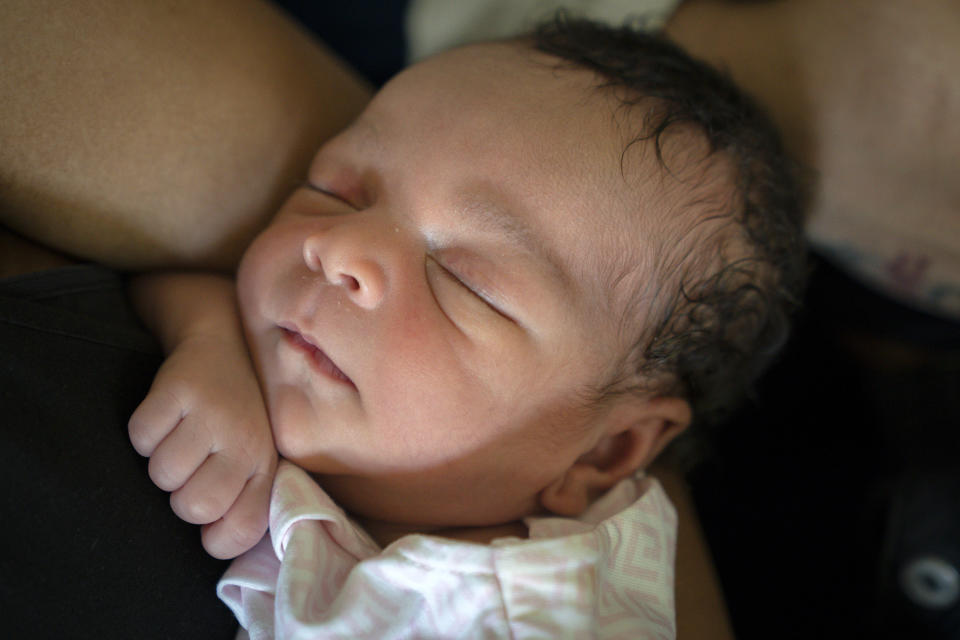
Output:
[129,333,277,559]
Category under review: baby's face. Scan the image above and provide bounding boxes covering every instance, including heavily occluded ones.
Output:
[237,43,665,529]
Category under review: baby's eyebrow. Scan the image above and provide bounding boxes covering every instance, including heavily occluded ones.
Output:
[460,198,570,291]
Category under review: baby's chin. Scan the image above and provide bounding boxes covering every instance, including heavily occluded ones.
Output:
[263,398,357,477]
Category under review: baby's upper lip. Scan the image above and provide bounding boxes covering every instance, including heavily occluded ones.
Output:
[279,321,316,347]
[278,322,356,389]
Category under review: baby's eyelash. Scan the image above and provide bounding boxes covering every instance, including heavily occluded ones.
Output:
[301,181,354,207]
[300,179,325,193]
[433,258,472,292]
[435,259,515,322]
[443,264,481,297]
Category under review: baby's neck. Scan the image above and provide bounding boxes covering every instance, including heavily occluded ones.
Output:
[358,518,529,547]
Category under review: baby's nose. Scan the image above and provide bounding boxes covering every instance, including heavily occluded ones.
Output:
[302,225,387,310]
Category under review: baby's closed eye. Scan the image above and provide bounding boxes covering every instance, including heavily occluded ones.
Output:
[425,255,513,326]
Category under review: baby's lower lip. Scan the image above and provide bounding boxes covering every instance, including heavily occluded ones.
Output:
[281,327,356,389]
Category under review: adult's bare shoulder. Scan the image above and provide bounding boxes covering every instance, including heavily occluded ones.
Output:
[666,0,960,185]
[788,0,960,317]
[0,0,372,271]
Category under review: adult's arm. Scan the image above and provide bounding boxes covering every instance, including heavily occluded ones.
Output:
[666,0,960,317]
[0,0,372,271]
[654,464,736,639]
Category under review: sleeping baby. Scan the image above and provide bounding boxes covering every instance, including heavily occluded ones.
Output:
[128,16,804,638]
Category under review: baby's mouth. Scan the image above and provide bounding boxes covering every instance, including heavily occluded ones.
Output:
[280,326,356,389]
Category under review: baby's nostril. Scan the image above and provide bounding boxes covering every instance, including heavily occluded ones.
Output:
[341,274,360,292]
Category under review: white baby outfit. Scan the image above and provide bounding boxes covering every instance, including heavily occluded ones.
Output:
[219,460,677,639]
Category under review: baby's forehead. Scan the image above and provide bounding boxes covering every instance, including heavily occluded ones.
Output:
[367,40,622,135]
[323,39,732,331]
[385,41,556,93]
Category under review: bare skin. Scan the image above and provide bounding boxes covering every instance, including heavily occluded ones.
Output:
[665,0,960,317]
[0,0,371,270]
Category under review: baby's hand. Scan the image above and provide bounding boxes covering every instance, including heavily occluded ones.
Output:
[129,333,276,559]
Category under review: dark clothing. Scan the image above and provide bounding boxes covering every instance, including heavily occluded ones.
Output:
[690,257,960,640]
[0,266,235,639]
[272,0,408,86]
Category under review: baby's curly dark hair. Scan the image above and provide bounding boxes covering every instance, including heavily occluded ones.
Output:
[530,15,807,429]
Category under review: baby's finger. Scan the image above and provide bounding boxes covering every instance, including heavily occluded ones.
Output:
[147,415,211,492]
[170,452,249,525]
[128,386,186,457]
[200,471,273,559]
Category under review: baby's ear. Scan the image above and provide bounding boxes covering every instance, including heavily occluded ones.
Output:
[539,397,690,517]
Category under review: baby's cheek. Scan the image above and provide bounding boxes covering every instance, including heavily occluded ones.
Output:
[267,385,338,473]
[236,226,294,325]
[236,237,270,312]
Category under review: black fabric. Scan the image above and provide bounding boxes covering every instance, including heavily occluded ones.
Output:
[0,266,235,639]
[691,256,960,640]
[271,0,409,86]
